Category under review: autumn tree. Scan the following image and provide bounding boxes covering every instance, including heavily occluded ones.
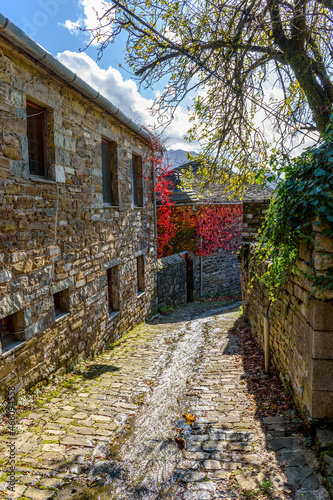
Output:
[86,0,333,191]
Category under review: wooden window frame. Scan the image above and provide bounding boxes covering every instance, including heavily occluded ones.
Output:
[107,266,120,314]
[102,138,118,206]
[27,100,47,177]
[137,255,145,293]
[132,154,143,207]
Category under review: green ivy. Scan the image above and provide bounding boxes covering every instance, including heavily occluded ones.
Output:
[254,128,333,302]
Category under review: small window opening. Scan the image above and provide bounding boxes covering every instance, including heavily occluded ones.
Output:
[27,101,46,177]
[107,266,120,314]
[132,154,143,207]
[0,311,25,354]
[54,289,70,320]
[137,255,145,293]
[102,139,119,205]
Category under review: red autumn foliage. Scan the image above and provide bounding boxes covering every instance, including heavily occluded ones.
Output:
[156,201,242,258]
[150,139,242,259]
[153,157,176,256]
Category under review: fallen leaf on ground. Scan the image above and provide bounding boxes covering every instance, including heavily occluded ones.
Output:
[174,436,186,449]
[183,413,196,424]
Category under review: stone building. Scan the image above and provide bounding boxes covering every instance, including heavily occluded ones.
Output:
[0,15,157,399]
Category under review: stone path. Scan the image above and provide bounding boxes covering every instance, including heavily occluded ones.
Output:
[0,300,330,500]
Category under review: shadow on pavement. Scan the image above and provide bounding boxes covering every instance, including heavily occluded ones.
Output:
[220,316,324,497]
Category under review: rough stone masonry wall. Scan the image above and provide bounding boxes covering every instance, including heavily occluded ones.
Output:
[157,254,186,310]
[242,200,270,243]
[239,204,333,420]
[197,247,241,298]
[0,37,156,400]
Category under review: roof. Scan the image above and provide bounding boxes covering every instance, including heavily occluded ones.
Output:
[0,14,151,143]
[159,161,274,205]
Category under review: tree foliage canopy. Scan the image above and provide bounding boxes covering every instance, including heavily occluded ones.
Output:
[87,0,333,191]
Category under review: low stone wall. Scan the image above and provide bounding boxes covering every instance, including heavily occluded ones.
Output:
[157,254,186,310]
[239,225,333,420]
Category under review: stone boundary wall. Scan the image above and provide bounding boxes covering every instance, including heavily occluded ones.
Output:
[0,36,156,400]
[239,223,333,419]
[194,248,241,298]
[157,254,186,310]
[242,200,270,243]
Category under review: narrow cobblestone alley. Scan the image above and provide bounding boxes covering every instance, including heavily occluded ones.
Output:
[0,300,330,500]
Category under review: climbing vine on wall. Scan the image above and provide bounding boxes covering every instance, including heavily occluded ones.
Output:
[154,160,176,257]
[254,128,333,301]
[156,204,242,258]
[149,133,242,259]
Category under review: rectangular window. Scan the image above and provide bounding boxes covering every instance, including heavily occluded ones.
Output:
[107,266,120,314]
[54,289,70,320]
[137,255,145,293]
[132,154,143,207]
[0,311,25,355]
[27,101,46,177]
[102,139,118,205]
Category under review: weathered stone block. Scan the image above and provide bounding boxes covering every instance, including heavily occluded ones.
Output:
[0,270,12,283]
[25,318,45,341]
[0,291,24,317]
[308,359,333,391]
[50,277,74,295]
[11,160,30,178]
[306,299,333,331]
[309,389,333,419]
[313,251,333,271]
[311,330,333,359]
[55,164,66,183]
[3,145,21,160]
[314,233,333,253]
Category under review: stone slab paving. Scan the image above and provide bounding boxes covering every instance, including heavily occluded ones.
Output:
[0,299,330,500]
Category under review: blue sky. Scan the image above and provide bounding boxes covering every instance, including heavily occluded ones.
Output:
[1,0,196,151]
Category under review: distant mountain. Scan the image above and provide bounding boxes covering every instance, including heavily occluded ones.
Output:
[164,149,198,168]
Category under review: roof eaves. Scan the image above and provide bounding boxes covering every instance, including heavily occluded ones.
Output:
[0,14,151,144]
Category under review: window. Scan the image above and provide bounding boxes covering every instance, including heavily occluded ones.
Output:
[137,255,145,293]
[102,139,118,205]
[0,311,25,355]
[27,101,46,177]
[132,154,143,207]
[107,266,120,314]
[54,289,70,320]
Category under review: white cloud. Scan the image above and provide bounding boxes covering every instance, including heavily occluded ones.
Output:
[62,0,112,45]
[56,51,199,150]
[63,20,80,34]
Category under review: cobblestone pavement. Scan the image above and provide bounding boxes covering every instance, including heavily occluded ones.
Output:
[0,300,330,500]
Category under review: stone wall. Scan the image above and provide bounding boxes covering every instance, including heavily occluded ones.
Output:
[0,36,156,399]
[157,245,241,311]
[157,254,186,310]
[194,248,241,298]
[242,200,270,243]
[239,220,333,419]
